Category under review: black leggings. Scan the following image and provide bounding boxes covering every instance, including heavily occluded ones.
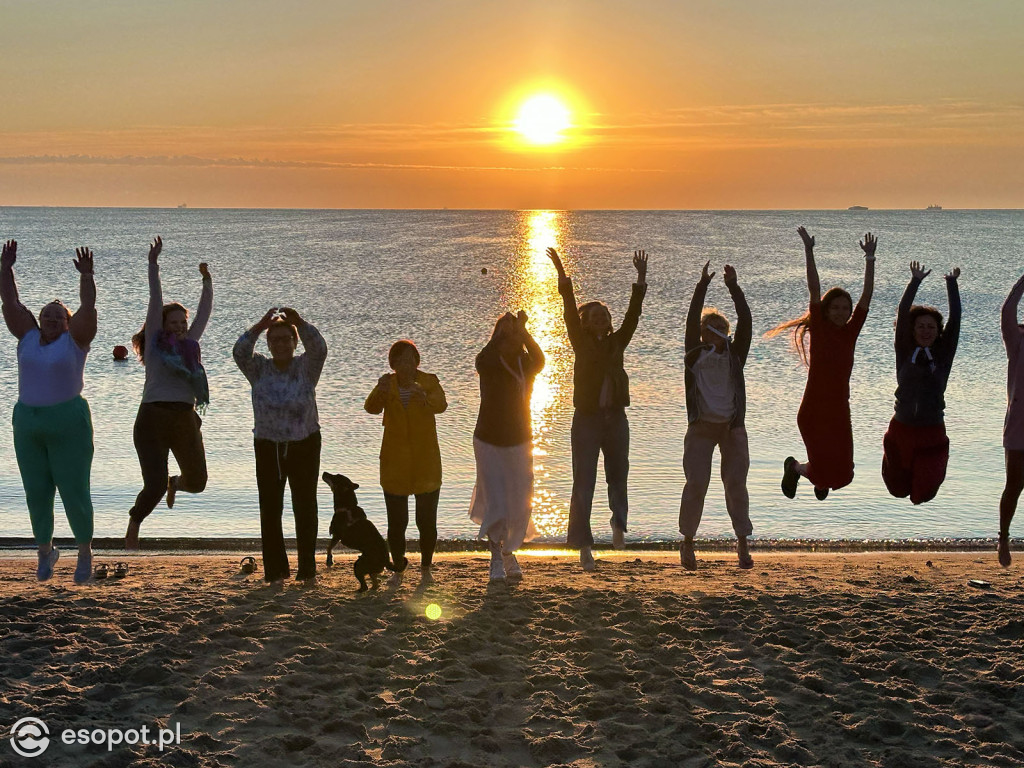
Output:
[255,431,321,581]
[130,402,207,522]
[384,489,440,568]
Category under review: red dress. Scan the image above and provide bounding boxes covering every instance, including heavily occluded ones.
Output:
[797,302,867,491]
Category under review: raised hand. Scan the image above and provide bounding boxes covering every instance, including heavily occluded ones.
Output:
[700,260,715,284]
[279,307,304,326]
[546,246,567,278]
[910,261,931,281]
[633,250,648,283]
[148,236,163,264]
[797,226,815,250]
[377,373,393,391]
[1,239,16,270]
[517,309,528,325]
[723,264,737,285]
[860,232,877,259]
[945,267,961,282]
[74,247,94,275]
[255,307,279,332]
[199,262,211,279]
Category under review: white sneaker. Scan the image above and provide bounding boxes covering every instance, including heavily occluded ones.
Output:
[612,526,625,550]
[489,551,506,582]
[502,552,522,581]
[579,546,596,572]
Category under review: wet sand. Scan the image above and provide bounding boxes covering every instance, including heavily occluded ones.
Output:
[2,550,1023,767]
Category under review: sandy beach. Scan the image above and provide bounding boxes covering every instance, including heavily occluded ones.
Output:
[2,550,1023,767]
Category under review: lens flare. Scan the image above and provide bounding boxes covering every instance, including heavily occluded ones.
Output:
[425,603,442,621]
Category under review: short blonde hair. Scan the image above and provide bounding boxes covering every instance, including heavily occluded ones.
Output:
[700,308,730,336]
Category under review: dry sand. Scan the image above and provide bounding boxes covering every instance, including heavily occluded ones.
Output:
[1,550,1023,768]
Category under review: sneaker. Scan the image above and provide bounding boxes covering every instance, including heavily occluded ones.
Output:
[814,486,829,501]
[579,546,596,572]
[612,526,625,550]
[489,550,506,582]
[37,547,59,582]
[680,540,697,571]
[502,552,522,581]
[781,457,799,499]
[166,476,178,509]
[998,534,1011,568]
[74,550,93,584]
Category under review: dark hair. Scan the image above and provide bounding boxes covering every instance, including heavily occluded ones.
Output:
[908,305,944,335]
[766,287,852,367]
[578,300,610,323]
[39,300,73,324]
[266,318,299,344]
[132,303,189,364]
[388,339,420,369]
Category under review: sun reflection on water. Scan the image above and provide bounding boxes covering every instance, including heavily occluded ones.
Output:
[503,211,574,539]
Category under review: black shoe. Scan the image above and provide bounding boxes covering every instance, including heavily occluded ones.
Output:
[814,486,829,500]
[781,457,799,499]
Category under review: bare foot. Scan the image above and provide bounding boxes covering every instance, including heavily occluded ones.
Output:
[998,534,1011,567]
[737,537,753,569]
[125,518,140,550]
[166,476,179,509]
[680,538,697,570]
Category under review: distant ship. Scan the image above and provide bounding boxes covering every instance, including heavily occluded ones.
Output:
[925,204,942,211]
[847,205,869,211]
[177,203,188,209]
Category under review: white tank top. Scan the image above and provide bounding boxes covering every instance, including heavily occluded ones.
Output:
[17,328,88,407]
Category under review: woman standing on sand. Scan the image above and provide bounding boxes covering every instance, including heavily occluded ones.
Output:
[769,227,876,500]
[1,239,97,584]
[126,237,213,550]
[547,247,648,571]
[882,261,961,507]
[470,311,544,583]
[1000,272,1024,566]
[364,340,448,574]
[234,307,328,583]
[679,261,754,570]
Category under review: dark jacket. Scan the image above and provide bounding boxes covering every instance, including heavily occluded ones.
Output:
[683,277,752,429]
[893,275,961,426]
[559,280,647,412]
[473,337,544,446]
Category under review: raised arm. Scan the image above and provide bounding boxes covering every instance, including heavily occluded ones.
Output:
[188,262,213,341]
[856,232,877,312]
[144,237,164,350]
[798,227,821,305]
[0,240,37,339]
[616,250,649,347]
[547,247,583,347]
[233,307,277,384]
[942,267,962,361]
[895,262,929,366]
[518,311,545,375]
[69,247,97,346]
[685,261,713,353]
[724,264,752,362]
[282,307,327,385]
[1001,272,1024,351]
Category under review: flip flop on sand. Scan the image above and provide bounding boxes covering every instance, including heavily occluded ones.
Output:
[240,556,257,575]
[93,564,109,580]
[113,562,129,579]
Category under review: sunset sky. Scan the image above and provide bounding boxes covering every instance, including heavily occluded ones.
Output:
[1,0,1022,209]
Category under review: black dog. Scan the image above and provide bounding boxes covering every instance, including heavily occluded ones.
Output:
[322,472,403,591]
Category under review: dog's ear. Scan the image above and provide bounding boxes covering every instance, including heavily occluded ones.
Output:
[352,482,359,490]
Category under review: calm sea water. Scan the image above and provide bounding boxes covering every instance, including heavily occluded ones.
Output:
[0,208,1021,543]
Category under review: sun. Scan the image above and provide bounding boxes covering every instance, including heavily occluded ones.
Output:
[513,94,572,146]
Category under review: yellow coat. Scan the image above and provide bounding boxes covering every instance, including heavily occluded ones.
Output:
[364,371,447,496]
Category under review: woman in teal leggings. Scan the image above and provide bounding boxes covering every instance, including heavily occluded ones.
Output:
[1,239,98,584]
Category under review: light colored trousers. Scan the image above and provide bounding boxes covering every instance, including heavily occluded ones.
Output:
[679,419,752,538]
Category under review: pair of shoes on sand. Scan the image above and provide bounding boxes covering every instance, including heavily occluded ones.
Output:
[489,546,522,582]
[679,540,753,570]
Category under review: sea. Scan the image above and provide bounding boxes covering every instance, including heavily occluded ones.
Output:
[1,207,1021,544]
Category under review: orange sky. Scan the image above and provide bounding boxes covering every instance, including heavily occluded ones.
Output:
[1,1,1022,209]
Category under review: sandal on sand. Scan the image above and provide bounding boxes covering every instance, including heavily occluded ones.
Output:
[240,556,257,575]
[998,533,1011,568]
[814,486,829,501]
[93,564,109,580]
[113,562,129,578]
[781,457,799,499]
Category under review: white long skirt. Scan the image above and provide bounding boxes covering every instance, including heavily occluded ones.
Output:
[469,437,537,550]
